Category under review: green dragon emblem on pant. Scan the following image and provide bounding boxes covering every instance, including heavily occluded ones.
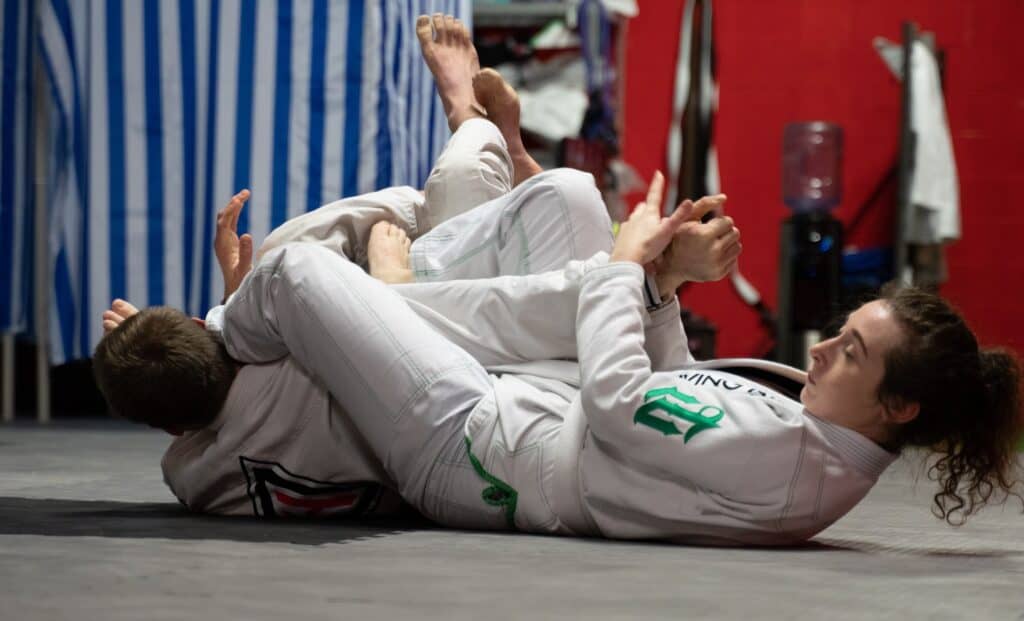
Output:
[634,387,725,443]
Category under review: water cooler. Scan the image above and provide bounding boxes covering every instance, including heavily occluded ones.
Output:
[776,122,844,369]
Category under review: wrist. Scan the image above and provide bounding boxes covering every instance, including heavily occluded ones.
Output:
[655,273,684,298]
[610,249,643,265]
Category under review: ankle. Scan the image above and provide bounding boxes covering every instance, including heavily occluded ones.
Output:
[446,101,488,132]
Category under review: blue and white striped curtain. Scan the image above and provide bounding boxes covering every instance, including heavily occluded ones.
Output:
[39,0,468,364]
[0,0,34,337]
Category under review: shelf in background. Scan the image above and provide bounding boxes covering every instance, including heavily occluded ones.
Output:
[473,1,577,27]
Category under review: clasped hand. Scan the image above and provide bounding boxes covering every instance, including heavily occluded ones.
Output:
[611,171,742,297]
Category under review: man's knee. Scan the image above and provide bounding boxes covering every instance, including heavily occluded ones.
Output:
[530,168,611,232]
[262,242,355,292]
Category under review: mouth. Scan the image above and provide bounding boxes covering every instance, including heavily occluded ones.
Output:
[806,370,817,386]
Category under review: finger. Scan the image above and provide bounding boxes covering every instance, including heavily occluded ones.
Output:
[718,227,741,248]
[228,190,249,231]
[645,171,665,210]
[722,258,739,278]
[112,299,139,316]
[667,199,695,228]
[238,234,254,269]
[719,240,743,267]
[689,193,726,221]
[103,319,118,334]
[704,216,734,237]
[219,190,244,225]
[724,240,743,262]
[102,310,121,324]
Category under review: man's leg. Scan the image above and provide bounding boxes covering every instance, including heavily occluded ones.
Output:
[221,242,511,530]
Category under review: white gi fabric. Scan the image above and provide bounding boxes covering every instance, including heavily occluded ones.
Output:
[215,242,897,543]
[165,119,611,519]
[214,230,897,545]
[211,164,614,529]
[161,358,400,517]
[394,261,897,545]
[201,117,896,544]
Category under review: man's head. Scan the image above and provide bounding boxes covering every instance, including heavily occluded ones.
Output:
[93,306,237,432]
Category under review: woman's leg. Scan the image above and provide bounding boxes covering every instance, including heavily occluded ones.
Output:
[410,168,615,281]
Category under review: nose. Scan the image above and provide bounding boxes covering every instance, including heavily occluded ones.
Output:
[808,336,834,369]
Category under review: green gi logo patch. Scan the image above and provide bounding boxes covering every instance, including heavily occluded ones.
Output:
[634,387,725,443]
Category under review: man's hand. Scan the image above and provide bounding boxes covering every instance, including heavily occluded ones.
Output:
[654,194,742,297]
[215,189,255,301]
[611,172,694,266]
[101,299,140,334]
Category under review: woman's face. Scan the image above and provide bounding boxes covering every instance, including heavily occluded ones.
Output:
[800,300,908,436]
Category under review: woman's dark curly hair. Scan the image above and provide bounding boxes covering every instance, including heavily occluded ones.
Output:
[878,285,1023,524]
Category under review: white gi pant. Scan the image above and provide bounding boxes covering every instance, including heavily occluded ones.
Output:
[219,119,613,529]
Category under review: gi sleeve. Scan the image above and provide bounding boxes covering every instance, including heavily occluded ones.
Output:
[255,187,423,267]
[575,263,764,495]
[643,296,694,371]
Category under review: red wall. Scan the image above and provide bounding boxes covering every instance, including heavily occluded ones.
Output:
[621,1,1024,358]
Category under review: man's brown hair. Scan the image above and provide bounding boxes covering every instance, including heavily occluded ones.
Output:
[92,307,237,430]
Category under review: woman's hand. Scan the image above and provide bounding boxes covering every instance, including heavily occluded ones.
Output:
[610,172,694,266]
[654,195,742,295]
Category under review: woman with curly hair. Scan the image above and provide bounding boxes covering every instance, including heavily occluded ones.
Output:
[189,171,1022,545]
[831,285,1023,525]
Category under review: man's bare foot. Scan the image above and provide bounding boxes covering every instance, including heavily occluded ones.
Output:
[473,68,543,186]
[416,14,485,132]
[367,221,414,285]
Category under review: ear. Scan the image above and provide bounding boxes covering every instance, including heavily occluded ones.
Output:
[191,317,206,328]
[884,400,920,425]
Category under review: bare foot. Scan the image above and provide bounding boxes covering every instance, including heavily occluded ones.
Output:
[473,68,543,186]
[367,221,414,284]
[416,14,485,132]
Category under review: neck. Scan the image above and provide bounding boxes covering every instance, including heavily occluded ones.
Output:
[812,409,893,448]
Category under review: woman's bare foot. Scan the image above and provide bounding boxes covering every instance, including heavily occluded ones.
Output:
[416,14,485,131]
[473,68,543,186]
[367,221,414,284]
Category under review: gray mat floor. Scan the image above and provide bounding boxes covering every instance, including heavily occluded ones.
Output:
[0,420,1021,620]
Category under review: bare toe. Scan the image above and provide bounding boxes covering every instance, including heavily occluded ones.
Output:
[444,15,456,41]
[416,15,432,47]
[431,13,444,41]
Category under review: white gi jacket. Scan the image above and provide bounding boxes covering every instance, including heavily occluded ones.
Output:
[464,261,898,546]
[162,358,402,517]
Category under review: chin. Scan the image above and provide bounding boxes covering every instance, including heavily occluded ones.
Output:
[799,384,812,409]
